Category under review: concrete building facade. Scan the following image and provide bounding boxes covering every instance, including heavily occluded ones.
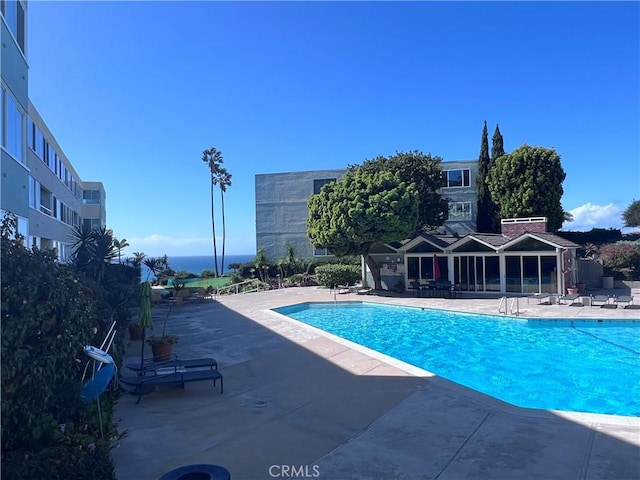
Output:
[255,160,478,260]
[1,1,106,260]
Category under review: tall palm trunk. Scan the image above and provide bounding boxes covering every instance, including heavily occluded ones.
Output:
[210,172,219,277]
[220,189,226,277]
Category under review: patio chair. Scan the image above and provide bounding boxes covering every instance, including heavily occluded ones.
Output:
[528,293,551,305]
[125,355,218,376]
[591,294,614,308]
[120,367,223,404]
[559,293,582,306]
[614,295,637,309]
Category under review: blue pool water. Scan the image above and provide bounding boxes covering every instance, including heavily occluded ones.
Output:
[274,302,640,416]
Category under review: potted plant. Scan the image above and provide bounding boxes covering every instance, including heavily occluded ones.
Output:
[145,281,182,361]
[128,323,143,341]
[146,334,179,361]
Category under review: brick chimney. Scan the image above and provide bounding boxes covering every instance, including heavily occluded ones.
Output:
[501,217,548,238]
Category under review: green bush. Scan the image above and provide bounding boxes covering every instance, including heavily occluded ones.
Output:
[314,264,362,287]
[1,215,116,479]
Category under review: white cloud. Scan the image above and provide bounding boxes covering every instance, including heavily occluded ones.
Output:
[563,203,624,231]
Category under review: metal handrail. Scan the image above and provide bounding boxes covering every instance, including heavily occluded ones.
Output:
[509,297,520,316]
[498,296,507,314]
[216,279,263,296]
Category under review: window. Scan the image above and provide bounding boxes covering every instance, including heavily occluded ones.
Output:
[83,218,102,230]
[4,92,24,163]
[35,125,44,159]
[443,169,470,188]
[82,190,101,205]
[0,87,3,146]
[1,1,26,54]
[313,178,335,194]
[448,202,472,220]
[313,246,332,257]
[28,176,40,209]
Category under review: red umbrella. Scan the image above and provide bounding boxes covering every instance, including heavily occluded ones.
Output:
[433,254,441,280]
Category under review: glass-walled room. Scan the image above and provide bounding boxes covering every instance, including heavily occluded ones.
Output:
[453,255,500,292]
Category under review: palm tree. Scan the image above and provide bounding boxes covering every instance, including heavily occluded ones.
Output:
[113,237,130,263]
[132,251,146,267]
[202,147,224,276]
[70,223,95,272]
[218,167,232,277]
[143,257,160,282]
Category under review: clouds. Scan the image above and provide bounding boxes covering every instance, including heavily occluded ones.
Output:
[562,203,624,231]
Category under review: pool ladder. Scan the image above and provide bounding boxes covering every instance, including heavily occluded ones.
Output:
[498,296,521,316]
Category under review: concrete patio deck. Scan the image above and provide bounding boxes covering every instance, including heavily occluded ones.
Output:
[112,287,639,480]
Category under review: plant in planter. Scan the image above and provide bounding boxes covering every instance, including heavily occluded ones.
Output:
[146,334,179,362]
[128,323,143,341]
[145,282,182,361]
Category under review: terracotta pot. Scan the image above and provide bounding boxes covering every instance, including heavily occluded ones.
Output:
[128,324,143,341]
[567,288,578,295]
[151,343,174,362]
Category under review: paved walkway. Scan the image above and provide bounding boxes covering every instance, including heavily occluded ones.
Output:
[112,287,639,480]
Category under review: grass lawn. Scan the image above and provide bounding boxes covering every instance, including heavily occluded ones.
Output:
[166,276,232,290]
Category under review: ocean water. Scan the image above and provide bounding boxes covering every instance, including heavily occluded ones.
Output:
[141,254,254,279]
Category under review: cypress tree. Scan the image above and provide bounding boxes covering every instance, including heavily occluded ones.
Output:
[475,121,494,232]
[491,124,505,161]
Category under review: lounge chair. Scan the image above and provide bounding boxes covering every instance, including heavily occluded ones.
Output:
[120,367,223,404]
[125,355,218,375]
[591,294,614,308]
[559,293,582,306]
[615,295,637,309]
[528,293,551,305]
[356,288,372,295]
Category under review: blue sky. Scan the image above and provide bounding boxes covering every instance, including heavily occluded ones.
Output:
[28,1,639,257]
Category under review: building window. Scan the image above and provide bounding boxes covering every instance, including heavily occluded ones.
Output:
[82,190,101,205]
[1,1,26,54]
[4,92,24,163]
[313,245,332,257]
[443,169,470,188]
[0,87,4,146]
[448,202,472,221]
[313,178,335,194]
[83,218,102,230]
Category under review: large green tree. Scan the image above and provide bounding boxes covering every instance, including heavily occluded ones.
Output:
[487,144,566,231]
[202,147,224,276]
[355,150,448,231]
[475,121,497,233]
[622,199,640,228]
[308,166,422,289]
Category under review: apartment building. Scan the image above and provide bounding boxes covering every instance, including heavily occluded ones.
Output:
[1,1,105,260]
[255,160,478,260]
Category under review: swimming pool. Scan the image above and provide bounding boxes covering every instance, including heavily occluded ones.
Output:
[274,302,640,416]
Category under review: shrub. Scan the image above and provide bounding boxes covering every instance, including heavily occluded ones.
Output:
[314,264,362,287]
[1,214,116,479]
[599,241,640,279]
